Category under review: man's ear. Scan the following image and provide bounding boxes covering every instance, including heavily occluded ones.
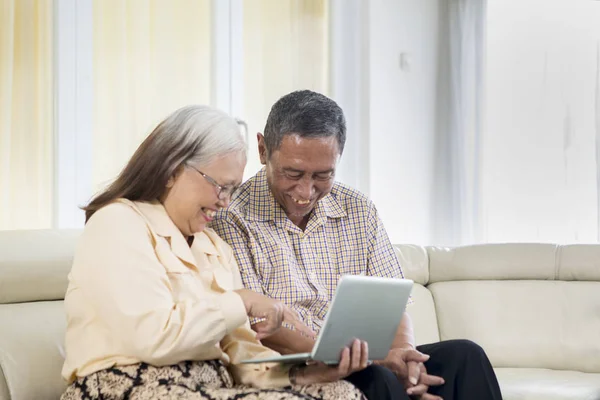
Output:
[257,133,268,165]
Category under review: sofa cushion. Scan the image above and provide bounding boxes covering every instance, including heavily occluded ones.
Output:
[558,245,600,281]
[427,244,558,282]
[429,280,600,373]
[0,301,67,400]
[495,368,600,400]
[394,244,429,285]
[0,230,80,304]
[405,284,440,345]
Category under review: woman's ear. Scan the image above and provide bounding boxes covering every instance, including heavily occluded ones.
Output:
[166,165,185,188]
[166,176,175,188]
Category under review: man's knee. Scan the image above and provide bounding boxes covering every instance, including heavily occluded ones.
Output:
[440,339,491,368]
[364,364,401,386]
[447,339,485,355]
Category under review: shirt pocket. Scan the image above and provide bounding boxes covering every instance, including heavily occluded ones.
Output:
[335,235,367,277]
[212,266,235,291]
[154,237,195,301]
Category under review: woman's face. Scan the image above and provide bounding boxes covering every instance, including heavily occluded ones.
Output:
[161,151,246,236]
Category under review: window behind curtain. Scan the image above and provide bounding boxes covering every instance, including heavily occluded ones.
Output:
[92,0,212,193]
[483,0,600,243]
[0,0,53,230]
[242,0,330,179]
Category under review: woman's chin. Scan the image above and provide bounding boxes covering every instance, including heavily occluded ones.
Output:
[190,220,207,234]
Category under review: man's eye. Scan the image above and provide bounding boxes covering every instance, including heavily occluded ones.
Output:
[315,173,334,181]
[286,173,303,180]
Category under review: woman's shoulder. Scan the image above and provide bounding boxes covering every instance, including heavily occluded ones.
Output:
[85,199,150,235]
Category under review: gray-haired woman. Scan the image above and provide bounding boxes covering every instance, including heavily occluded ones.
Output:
[60,105,368,400]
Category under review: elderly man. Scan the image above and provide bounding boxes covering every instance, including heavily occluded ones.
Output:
[212,90,502,400]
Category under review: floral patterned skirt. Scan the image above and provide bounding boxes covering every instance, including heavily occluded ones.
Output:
[61,360,366,400]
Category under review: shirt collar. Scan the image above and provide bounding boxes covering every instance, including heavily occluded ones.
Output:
[130,200,219,269]
[245,168,347,225]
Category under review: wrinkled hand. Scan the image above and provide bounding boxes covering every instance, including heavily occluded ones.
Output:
[234,289,315,340]
[295,339,369,385]
[375,347,444,399]
[405,362,445,400]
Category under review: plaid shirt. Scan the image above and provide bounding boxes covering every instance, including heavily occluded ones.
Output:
[211,168,407,333]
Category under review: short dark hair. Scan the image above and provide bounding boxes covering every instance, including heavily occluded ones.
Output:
[263,90,346,155]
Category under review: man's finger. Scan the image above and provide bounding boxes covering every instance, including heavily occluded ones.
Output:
[403,348,430,363]
[420,371,445,387]
[359,341,369,368]
[406,383,428,396]
[421,393,443,400]
[337,346,351,375]
[407,360,420,386]
[350,339,361,371]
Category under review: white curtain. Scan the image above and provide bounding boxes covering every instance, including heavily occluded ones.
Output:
[0,0,53,230]
[242,0,329,180]
[482,0,600,243]
[433,0,486,246]
[92,0,211,193]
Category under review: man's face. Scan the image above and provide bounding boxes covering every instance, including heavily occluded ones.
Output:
[258,133,340,228]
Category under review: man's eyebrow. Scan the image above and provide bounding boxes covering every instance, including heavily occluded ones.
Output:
[282,167,304,173]
[282,167,334,174]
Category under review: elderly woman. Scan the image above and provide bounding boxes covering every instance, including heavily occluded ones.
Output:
[60,105,368,399]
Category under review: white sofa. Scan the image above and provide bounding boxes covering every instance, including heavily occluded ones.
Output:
[0,230,599,400]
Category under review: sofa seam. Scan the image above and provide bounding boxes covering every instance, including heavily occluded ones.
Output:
[553,244,561,280]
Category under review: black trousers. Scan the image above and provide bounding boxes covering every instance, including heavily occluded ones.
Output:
[345,339,503,400]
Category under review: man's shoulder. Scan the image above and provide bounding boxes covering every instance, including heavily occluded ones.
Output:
[329,181,375,213]
[213,173,258,227]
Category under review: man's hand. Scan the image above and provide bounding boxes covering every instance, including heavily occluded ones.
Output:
[375,347,444,399]
[295,339,369,385]
[405,362,444,400]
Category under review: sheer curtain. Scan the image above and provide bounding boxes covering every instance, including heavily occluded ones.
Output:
[482,0,600,243]
[0,0,53,230]
[92,0,211,193]
[433,0,486,246]
[242,0,329,179]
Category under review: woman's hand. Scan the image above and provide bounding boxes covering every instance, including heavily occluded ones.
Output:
[294,339,369,385]
[234,289,315,340]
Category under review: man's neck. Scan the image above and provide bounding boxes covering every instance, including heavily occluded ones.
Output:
[289,214,311,231]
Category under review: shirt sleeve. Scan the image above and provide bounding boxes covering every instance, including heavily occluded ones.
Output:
[71,203,248,366]
[365,203,413,304]
[365,202,406,279]
[211,213,266,296]
[219,255,292,388]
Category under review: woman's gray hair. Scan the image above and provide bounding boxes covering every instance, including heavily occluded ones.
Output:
[84,105,246,222]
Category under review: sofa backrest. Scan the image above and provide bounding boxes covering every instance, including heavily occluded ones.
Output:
[0,230,80,400]
[396,243,600,374]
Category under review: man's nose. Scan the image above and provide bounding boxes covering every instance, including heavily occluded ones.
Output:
[296,176,315,199]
